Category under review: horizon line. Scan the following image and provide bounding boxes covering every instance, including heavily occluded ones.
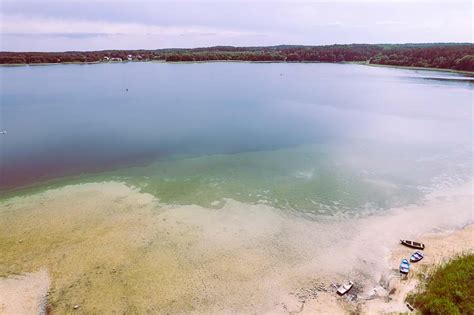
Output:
[2,41,473,54]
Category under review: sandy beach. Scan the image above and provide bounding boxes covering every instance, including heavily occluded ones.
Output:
[0,269,49,315]
[360,224,474,314]
[0,180,472,314]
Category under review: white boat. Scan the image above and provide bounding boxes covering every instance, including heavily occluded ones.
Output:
[337,281,353,295]
[0,130,6,135]
[410,251,424,262]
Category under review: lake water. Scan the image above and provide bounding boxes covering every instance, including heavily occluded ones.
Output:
[0,62,472,214]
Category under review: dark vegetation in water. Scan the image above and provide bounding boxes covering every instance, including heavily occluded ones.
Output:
[1,43,473,72]
[407,254,474,315]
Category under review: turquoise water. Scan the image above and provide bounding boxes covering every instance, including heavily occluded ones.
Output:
[1,62,472,214]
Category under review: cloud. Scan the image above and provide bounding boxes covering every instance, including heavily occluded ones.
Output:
[375,20,406,26]
[4,33,111,39]
[1,14,267,38]
[0,1,471,51]
[312,21,344,28]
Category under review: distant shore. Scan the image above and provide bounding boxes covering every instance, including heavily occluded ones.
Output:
[1,59,473,76]
[2,43,473,73]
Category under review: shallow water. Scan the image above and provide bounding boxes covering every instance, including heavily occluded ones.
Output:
[0,181,472,314]
[1,62,472,214]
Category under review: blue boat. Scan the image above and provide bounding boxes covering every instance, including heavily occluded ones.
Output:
[410,251,424,262]
[400,259,410,274]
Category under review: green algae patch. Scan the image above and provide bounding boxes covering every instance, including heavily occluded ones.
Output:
[1,143,431,216]
[109,144,424,214]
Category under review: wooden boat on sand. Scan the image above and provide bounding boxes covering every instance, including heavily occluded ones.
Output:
[400,240,425,250]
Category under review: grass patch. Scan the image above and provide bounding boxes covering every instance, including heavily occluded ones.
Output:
[407,254,474,315]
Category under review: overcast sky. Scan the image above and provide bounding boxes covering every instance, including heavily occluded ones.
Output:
[0,0,472,51]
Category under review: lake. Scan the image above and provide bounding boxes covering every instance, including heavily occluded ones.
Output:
[0,62,472,214]
[1,62,473,314]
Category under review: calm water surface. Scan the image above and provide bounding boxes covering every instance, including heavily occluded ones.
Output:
[0,62,472,213]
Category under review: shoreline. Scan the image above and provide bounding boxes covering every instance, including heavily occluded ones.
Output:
[360,224,474,314]
[361,62,474,76]
[1,179,472,314]
[300,224,474,314]
[2,223,470,314]
[1,59,473,75]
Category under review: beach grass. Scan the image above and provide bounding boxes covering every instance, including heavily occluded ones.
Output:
[407,254,474,314]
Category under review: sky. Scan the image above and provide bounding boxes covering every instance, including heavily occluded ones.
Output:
[0,0,472,51]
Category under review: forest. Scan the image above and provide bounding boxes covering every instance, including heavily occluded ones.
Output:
[1,43,473,72]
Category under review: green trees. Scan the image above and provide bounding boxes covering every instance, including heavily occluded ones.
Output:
[286,53,301,62]
[454,55,474,71]
[1,44,473,72]
[407,254,474,315]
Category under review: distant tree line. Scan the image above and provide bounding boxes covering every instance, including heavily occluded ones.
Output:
[1,43,473,72]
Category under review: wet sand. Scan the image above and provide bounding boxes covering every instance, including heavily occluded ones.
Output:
[0,269,49,315]
[0,180,472,314]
